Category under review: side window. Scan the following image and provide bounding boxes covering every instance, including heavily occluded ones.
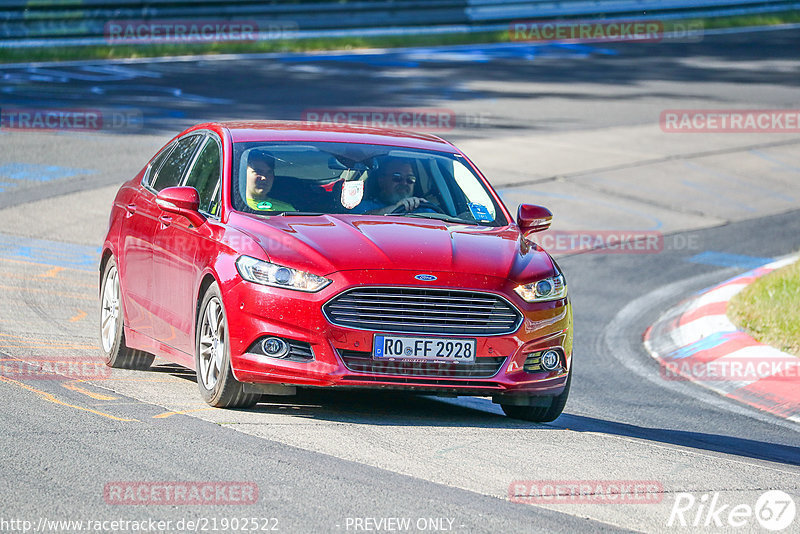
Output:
[448,159,499,222]
[144,143,175,187]
[183,136,221,215]
[208,185,222,217]
[151,135,202,192]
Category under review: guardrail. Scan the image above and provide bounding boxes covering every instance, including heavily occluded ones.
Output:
[0,0,797,45]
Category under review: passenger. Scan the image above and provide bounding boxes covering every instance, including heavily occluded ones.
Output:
[351,157,432,215]
[245,150,296,212]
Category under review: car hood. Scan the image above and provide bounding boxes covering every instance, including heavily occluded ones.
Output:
[228,213,555,283]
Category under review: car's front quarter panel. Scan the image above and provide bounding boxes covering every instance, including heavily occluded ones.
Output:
[192,220,271,354]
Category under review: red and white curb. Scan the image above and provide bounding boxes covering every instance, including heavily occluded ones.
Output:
[644,255,800,423]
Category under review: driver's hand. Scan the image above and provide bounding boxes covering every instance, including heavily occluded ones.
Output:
[392,197,424,212]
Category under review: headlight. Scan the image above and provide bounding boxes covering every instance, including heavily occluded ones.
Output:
[514,273,567,302]
[235,256,331,293]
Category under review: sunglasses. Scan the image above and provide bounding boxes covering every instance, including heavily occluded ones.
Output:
[390,172,417,184]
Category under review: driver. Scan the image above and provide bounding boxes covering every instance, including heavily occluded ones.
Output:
[351,158,432,215]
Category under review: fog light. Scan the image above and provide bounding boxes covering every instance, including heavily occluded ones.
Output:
[262,337,289,358]
[540,350,560,371]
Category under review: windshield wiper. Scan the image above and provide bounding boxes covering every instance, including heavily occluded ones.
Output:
[275,211,324,216]
[398,212,474,224]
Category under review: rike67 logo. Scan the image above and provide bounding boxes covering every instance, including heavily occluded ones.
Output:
[668,490,796,531]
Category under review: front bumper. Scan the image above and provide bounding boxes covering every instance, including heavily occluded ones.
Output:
[225,269,572,397]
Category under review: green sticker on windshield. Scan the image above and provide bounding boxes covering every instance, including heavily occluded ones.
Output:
[256,201,273,210]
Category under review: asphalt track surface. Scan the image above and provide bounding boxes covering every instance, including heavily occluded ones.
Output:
[1,27,799,533]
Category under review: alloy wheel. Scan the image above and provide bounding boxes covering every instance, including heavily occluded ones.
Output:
[100,265,120,353]
[199,297,225,390]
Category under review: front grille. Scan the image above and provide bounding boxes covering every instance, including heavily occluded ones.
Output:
[338,349,506,378]
[323,287,522,335]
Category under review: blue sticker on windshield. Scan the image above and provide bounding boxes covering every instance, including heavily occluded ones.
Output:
[468,203,493,222]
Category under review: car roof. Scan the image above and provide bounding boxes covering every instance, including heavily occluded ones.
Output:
[203,121,459,152]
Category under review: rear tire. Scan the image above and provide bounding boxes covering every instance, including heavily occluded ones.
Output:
[99,257,155,370]
[195,283,260,409]
[501,371,571,422]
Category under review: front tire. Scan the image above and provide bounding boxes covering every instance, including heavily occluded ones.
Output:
[195,283,260,409]
[99,257,155,370]
[501,371,571,423]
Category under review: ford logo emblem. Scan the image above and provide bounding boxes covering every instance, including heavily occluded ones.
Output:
[415,274,437,281]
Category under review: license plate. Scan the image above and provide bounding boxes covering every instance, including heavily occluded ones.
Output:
[373,335,476,363]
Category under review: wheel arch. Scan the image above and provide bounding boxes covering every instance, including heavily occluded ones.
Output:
[196,271,220,330]
[99,247,114,295]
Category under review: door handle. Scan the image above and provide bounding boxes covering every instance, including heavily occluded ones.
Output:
[159,215,173,227]
[125,203,137,216]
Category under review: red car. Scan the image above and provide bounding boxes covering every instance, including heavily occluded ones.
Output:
[99,121,572,421]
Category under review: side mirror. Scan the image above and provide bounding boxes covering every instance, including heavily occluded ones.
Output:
[156,186,206,227]
[517,204,552,234]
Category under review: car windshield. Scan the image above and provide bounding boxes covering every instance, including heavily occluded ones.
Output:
[231,141,508,226]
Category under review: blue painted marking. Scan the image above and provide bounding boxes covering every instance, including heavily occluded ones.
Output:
[686,251,773,270]
[666,331,738,361]
[749,149,800,174]
[680,179,756,212]
[0,233,100,271]
[278,42,616,68]
[683,160,795,203]
[0,163,97,182]
[280,54,419,68]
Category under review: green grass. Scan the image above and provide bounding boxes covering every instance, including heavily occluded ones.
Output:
[1,10,798,64]
[0,31,506,64]
[728,257,800,357]
[700,10,800,29]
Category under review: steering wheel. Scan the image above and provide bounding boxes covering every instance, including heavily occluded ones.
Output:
[390,200,446,215]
